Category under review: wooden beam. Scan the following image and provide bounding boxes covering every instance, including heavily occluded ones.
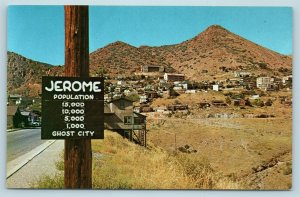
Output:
[64,5,92,188]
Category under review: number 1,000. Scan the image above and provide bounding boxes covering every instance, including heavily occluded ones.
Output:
[66,123,85,129]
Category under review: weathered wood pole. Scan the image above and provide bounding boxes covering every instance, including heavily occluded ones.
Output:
[64,5,92,188]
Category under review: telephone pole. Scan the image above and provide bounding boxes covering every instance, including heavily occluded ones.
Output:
[64,6,92,188]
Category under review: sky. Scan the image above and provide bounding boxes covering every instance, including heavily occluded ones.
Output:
[8,6,292,65]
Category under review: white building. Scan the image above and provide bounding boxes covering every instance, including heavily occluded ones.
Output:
[141,65,164,73]
[212,84,219,91]
[234,70,251,78]
[139,95,148,104]
[282,75,292,85]
[174,82,188,90]
[117,80,126,86]
[256,77,274,90]
[164,73,185,82]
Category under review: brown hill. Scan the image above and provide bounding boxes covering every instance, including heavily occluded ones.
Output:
[7,25,292,97]
[7,52,63,97]
[90,25,292,80]
[89,41,172,77]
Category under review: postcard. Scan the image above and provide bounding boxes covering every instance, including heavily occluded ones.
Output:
[6,5,292,190]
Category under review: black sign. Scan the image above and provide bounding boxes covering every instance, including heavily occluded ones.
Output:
[41,76,104,139]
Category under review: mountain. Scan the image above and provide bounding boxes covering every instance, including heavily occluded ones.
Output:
[89,41,172,76]
[7,52,63,97]
[7,25,292,96]
[90,25,292,80]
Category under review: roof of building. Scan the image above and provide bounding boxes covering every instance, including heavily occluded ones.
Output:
[134,112,147,117]
[104,104,113,114]
[108,97,134,104]
[20,111,30,116]
[164,73,185,76]
[9,94,22,98]
[142,65,163,68]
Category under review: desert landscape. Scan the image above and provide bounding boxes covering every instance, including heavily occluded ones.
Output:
[7,24,292,189]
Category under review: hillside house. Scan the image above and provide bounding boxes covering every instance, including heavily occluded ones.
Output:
[211,100,228,107]
[257,77,274,90]
[104,94,112,103]
[139,94,148,104]
[8,94,22,105]
[140,104,153,112]
[141,65,164,73]
[233,99,247,106]
[146,90,160,100]
[212,84,219,91]
[282,75,292,88]
[104,98,147,146]
[164,73,185,82]
[234,70,251,78]
[279,96,292,106]
[167,104,188,111]
[173,81,188,90]
[282,75,292,84]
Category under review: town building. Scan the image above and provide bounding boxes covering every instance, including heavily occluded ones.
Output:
[104,98,147,146]
[141,65,164,73]
[139,94,148,104]
[164,73,185,82]
[8,94,22,105]
[173,81,188,90]
[212,84,219,91]
[282,75,292,87]
[234,70,251,78]
[256,77,274,90]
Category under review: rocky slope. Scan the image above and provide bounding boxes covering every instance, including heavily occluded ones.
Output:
[90,25,292,79]
[7,52,63,97]
[7,25,292,96]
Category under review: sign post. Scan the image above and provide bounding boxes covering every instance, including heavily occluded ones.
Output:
[41,5,103,189]
[64,5,91,188]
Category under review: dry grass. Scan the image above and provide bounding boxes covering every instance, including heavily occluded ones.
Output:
[91,131,240,189]
[32,111,291,190]
[32,130,240,189]
[152,91,225,107]
[147,117,292,189]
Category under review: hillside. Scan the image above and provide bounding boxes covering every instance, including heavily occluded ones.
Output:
[89,41,169,76]
[90,25,292,79]
[7,25,292,96]
[33,130,240,189]
[7,52,63,97]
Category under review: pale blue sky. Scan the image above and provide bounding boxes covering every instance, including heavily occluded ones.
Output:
[8,6,292,65]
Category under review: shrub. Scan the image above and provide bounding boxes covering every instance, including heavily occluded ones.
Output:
[258,62,268,69]
[283,162,292,175]
[31,174,64,188]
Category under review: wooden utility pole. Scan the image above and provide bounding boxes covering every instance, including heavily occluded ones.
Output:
[64,6,92,188]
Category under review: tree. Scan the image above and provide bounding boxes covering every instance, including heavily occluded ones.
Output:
[169,87,179,97]
[265,99,273,106]
[225,97,232,105]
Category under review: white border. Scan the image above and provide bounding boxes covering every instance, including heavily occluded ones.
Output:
[1,0,299,197]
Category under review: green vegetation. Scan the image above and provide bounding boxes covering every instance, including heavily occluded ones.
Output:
[32,174,64,189]
[283,162,292,175]
[125,93,140,102]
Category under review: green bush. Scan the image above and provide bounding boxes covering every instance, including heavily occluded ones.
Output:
[283,162,292,175]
